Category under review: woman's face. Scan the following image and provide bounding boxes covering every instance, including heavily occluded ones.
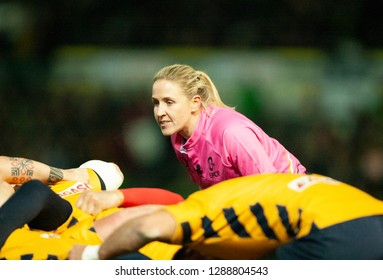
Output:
[152,79,198,138]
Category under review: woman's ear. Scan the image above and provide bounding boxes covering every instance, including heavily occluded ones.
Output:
[191,95,202,112]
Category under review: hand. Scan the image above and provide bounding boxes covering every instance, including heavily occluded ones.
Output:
[76,189,123,215]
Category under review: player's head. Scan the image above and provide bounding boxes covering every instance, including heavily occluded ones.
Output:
[153,64,231,110]
[79,160,124,190]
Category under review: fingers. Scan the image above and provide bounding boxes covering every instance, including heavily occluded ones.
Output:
[76,190,121,215]
[76,190,104,215]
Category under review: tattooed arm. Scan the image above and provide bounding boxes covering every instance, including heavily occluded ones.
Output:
[0,156,89,186]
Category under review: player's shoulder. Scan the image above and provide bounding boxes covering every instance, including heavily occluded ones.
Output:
[209,107,255,129]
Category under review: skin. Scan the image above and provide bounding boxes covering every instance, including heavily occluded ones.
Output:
[97,208,177,260]
[0,156,90,207]
[75,189,124,215]
[0,156,90,186]
[75,162,124,215]
[0,181,15,207]
[152,79,201,139]
[68,204,169,259]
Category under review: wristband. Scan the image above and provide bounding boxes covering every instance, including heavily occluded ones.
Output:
[81,245,100,260]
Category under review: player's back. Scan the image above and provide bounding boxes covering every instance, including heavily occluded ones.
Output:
[165,173,383,259]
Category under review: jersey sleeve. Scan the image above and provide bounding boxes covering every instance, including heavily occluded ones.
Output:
[119,188,184,207]
[86,169,104,190]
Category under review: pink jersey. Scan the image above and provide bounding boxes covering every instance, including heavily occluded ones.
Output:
[171,106,306,189]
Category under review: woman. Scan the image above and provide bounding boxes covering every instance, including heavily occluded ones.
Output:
[152,64,306,189]
[74,64,307,215]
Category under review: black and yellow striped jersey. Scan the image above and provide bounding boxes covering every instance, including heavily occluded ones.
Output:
[165,173,383,259]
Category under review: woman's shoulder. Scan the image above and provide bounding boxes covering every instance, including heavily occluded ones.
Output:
[209,106,252,126]
[208,106,238,120]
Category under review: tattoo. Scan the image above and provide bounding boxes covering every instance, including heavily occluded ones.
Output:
[10,157,34,184]
[48,167,64,183]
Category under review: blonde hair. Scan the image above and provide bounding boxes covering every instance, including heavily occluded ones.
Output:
[153,64,234,110]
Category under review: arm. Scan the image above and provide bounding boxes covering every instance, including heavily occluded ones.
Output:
[0,181,15,207]
[224,125,305,175]
[99,209,176,259]
[0,156,89,185]
[76,188,184,215]
[223,127,277,175]
[75,208,176,260]
[69,205,170,259]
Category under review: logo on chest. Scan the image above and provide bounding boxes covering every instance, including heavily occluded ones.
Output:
[193,157,220,178]
[208,157,220,178]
